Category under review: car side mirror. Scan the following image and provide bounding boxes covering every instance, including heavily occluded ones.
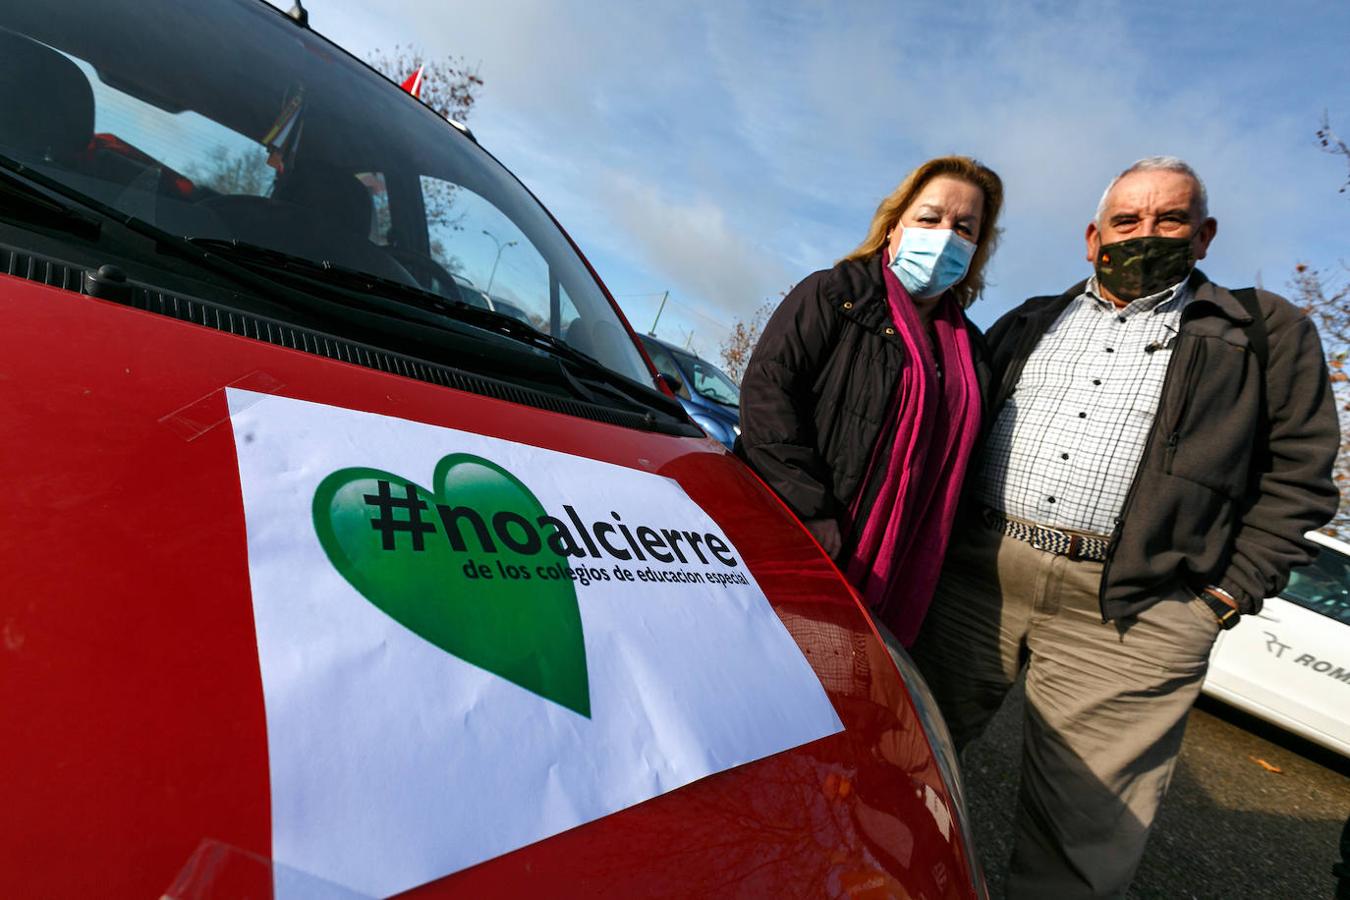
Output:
[658,373,684,395]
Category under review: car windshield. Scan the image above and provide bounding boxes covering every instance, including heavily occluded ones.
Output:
[1281,543,1350,626]
[0,0,649,385]
[671,348,740,407]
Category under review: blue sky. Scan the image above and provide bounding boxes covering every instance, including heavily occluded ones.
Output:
[289,0,1348,355]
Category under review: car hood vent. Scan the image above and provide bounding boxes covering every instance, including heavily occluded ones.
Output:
[3,245,84,293]
[0,244,701,438]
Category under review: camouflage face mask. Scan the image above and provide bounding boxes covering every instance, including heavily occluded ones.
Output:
[1094,236,1194,302]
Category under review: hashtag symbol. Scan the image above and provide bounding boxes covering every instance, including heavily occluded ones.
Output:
[363,479,436,551]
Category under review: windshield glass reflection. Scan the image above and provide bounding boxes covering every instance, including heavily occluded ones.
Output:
[0,1,650,384]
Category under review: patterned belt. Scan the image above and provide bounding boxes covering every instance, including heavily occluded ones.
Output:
[981,508,1112,562]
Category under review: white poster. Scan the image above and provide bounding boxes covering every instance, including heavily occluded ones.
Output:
[227,389,843,897]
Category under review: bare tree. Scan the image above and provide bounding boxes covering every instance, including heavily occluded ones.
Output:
[1299,115,1350,537]
[1292,262,1349,537]
[1317,112,1350,195]
[720,297,783,385]
[366,44,483,124]
[186,145,273,197]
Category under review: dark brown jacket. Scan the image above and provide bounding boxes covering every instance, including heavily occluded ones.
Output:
[735,254,991,554]
[984,271,1340,619]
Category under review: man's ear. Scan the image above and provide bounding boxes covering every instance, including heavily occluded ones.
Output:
[1085,220,1101,264]
[1193,217,1218,261]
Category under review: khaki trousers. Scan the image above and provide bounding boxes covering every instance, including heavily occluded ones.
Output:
[912,515,1221,899]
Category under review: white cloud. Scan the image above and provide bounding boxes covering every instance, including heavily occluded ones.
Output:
[296,0,1350,332]
[596,171,795,317]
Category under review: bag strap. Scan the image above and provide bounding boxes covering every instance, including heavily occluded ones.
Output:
[1232,287,1271,479]
[1233,287,1268,373]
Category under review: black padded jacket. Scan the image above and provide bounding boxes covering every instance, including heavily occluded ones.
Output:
[983,271,1340,619]
[735,253,991,557]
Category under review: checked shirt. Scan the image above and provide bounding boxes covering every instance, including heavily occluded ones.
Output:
[974,277,1192,536]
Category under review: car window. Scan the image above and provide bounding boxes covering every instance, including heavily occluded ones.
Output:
[357,172,393,246]
[671,348,739,407]
[64,54,274,212]
[1281,545,1350,626]
[640,338,691,400]
[421,176,549,329]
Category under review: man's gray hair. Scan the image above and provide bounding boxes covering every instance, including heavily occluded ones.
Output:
[1095,156,1209,224]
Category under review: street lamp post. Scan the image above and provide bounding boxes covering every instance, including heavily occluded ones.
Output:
[648,290,669,336]
[481,230,517,295]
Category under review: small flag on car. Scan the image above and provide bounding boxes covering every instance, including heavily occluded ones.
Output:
[400,65,424,99]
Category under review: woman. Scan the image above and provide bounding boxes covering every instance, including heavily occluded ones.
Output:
[737,156,1002,646]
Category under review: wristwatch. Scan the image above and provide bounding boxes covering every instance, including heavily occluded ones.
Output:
[1198,586,1241,630]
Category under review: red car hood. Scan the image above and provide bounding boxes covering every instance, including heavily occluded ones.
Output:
[0,271,976,898]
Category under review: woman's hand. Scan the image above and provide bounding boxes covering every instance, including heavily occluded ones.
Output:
[804,517,843,559]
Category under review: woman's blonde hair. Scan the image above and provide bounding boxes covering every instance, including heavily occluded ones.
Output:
[844,156,1004,308]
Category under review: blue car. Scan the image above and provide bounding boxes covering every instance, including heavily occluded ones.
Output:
[639,335,741,448]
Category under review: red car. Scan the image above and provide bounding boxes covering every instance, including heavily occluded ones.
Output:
[0,1,984,896]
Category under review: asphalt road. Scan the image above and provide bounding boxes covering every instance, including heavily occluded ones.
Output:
[960,680,1350,899]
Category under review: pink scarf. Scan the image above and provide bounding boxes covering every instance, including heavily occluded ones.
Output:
[844,260,982,646]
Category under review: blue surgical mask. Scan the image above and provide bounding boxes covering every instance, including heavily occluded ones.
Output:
[888,227,977,299]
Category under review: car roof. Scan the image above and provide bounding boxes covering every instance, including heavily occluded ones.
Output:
[1307,530,1350,558]
[639,334,735,376]
[639,333,681,352]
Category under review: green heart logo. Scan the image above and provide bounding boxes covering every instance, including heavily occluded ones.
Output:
[312,453,590,717]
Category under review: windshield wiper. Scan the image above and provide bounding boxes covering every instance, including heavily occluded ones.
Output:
[0,156,529,360]
[0,163,102,240]
[188,238,672,414]
[0,152,335,314]
[0,154,676,420]
[704,394,740,410]
[189,237,467,320]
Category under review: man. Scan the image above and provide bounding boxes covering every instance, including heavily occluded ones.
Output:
[913,157,1340,898]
